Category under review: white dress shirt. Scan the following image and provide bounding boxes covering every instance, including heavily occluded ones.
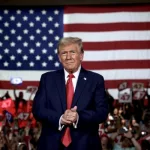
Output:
[64,65,81,92]
[58,66,81,131]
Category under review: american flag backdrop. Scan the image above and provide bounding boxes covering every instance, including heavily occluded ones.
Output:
[0,5,150,100]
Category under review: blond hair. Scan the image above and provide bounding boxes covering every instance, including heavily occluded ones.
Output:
[57,37,84,53]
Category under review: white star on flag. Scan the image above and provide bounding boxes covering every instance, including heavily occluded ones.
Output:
[4,61,9,67]
[48,55,53,60]
[29,48,35,54]
[36,29,41,34]
[16,10,21,14]
[4,48,9,53]
[10,55,15,60]
[4,22,9,27]
[23,55,28,60]
[29,10,34,14]
[54,10,59,15]
[54,22,59,27]
[23,16,28,21]
[35,16,41,21]
[4,35,9,40]
[35,55,41,60]
[36,42,41,47]
[29,62,34,67]
[48,29,53,34]
[29,35,35,40]
[29,22,34,27]
[16,62,22,67]
[0,55,3,59]
[16,22,22,27]
[42,36,47,41]
[42,49,47,54]
[17,35,22,41]
[10,16,15,21]
[17,49,22,54]
[41,10,47,15]
[48,16,53,21]
[55,62,60,67]
[48,42,53,47]
[42,62,47,67]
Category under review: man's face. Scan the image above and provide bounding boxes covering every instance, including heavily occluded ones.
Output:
[58,43,83,73]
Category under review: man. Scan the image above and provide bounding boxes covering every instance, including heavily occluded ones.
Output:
[32,37,108,150]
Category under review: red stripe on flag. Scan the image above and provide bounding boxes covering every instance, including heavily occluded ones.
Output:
[82,60,150,70]
[64,22,150,32]
[64,5,150,13]
[0,81,39,90]
[83,41,150,50]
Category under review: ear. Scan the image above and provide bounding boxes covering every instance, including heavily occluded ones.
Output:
[58,54,62,63]
[80,53,84,61]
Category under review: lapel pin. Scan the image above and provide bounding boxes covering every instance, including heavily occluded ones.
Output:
[84,77,87,80]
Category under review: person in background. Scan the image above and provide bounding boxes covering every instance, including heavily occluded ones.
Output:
[13,89,26,114]
[141,110,150,134]
[100,134,112,150]
[111,129,141,150]
[32,37,108,150]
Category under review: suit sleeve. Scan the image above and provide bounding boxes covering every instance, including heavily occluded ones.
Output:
[32,74,60,129]
[78,75,108,126]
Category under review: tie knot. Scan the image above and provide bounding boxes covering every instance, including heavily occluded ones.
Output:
[68,74,75,79]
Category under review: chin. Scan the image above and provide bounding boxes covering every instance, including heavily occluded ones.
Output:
[67,68,76,73]
[65,68,73,72]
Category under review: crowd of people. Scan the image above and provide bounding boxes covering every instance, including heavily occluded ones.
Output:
[0,90,40,150]
[99,90,150,150]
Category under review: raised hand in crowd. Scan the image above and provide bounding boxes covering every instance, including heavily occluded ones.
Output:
[124,131,141,150]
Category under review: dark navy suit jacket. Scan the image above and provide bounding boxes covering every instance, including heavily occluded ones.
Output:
[32,67,108,150]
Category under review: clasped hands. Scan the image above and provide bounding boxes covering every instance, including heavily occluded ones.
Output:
[61,106,78,125]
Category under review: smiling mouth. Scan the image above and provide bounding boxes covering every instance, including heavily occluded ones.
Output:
[66,62,74,65]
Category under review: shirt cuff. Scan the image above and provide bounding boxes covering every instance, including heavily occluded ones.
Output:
[73,114,79,128]
[58,115,64,131]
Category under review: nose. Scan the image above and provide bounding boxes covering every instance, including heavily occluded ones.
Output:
[66,52,72,59]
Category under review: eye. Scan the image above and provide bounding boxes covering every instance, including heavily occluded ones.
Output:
[61,52,67,55]
[70,50,76,54]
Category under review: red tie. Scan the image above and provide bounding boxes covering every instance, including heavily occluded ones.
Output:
[61,74,74,147]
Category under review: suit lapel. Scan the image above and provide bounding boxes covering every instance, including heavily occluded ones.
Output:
[72,68,87,107]
[55,70,66,112]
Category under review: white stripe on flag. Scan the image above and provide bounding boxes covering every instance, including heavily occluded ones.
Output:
[64,31,150,42]
[84,50,150,61]
[95,69,150,80]
[64,12,150,24]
